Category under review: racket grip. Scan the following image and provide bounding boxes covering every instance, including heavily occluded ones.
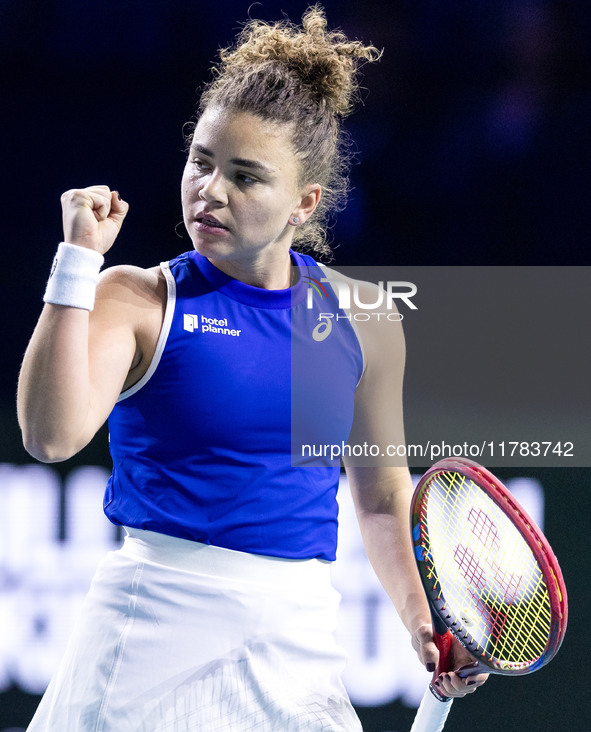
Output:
[431,610,453,681]
[432,627,453,681]
[410,687,454,732]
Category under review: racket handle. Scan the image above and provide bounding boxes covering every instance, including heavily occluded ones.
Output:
[410,687,454,732]
[409,609,454,731]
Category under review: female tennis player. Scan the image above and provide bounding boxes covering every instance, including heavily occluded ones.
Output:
[17,7,487,730]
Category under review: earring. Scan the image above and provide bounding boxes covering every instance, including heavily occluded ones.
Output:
[290,215,300,225]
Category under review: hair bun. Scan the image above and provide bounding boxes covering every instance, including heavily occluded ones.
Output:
[217,5,381,117]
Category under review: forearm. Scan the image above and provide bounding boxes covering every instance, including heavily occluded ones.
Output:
[17,304,95,462]
[349,466,431,635]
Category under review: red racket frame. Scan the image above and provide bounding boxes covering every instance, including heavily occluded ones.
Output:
[411,457,568,687]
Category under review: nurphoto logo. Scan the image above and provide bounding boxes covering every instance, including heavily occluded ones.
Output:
[305,278,418,313]
[304,276,418,342]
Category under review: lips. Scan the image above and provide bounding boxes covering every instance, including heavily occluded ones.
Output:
[195,213,228,230]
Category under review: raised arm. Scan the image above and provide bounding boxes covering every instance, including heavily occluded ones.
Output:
[342,284,488,698]
[17,186,162,463]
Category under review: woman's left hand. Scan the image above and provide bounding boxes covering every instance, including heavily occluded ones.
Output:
[412,623,489,698]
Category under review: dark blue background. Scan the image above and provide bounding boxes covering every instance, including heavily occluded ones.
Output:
[4,0,591,407]
[2,1,589,729]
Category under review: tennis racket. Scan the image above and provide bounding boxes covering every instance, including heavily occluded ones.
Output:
[409,458,567,732]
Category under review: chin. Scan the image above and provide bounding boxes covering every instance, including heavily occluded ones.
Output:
[192,240,235,261]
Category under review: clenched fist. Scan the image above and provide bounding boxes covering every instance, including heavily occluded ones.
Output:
[61,185,129,255]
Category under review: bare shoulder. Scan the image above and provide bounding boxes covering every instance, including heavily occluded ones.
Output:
[96,264,166,307]
[92,264,167,386]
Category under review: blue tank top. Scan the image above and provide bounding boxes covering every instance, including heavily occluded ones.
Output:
[104,249,364,560]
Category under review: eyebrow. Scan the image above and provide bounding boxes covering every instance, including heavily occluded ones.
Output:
[191,143,274,174]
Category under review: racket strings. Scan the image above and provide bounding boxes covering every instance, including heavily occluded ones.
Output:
[439,475,549,664]
[467,507,499,551]
[432,474,549,664]
[420,471,552,668]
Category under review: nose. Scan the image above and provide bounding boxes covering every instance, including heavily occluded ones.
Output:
[199,170,228,205]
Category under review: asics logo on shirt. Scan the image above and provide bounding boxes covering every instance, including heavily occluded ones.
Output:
[183,313,242,337]
[312,316,333,342]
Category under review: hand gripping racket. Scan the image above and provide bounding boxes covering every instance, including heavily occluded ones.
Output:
[409,458,567,732]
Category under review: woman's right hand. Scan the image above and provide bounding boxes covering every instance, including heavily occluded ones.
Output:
[61,185,129,255]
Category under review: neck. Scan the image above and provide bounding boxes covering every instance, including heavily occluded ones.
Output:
[206,249,295,290]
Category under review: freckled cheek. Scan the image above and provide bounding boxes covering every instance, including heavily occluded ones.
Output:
[181,181,197,224]
[182,169,195,190]
[248,194,292,230]
[181,172,202,204]
[245,207,281,234]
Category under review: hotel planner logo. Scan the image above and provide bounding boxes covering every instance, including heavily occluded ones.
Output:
[183,313,242,337]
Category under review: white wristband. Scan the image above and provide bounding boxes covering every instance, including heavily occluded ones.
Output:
[43,242,105,311]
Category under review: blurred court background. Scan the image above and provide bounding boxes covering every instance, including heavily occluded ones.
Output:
[2,1,589,729]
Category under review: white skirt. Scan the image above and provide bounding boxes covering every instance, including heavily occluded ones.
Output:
[27,528,362,731]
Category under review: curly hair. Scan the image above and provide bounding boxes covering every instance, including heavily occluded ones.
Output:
[188,5,381,258]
